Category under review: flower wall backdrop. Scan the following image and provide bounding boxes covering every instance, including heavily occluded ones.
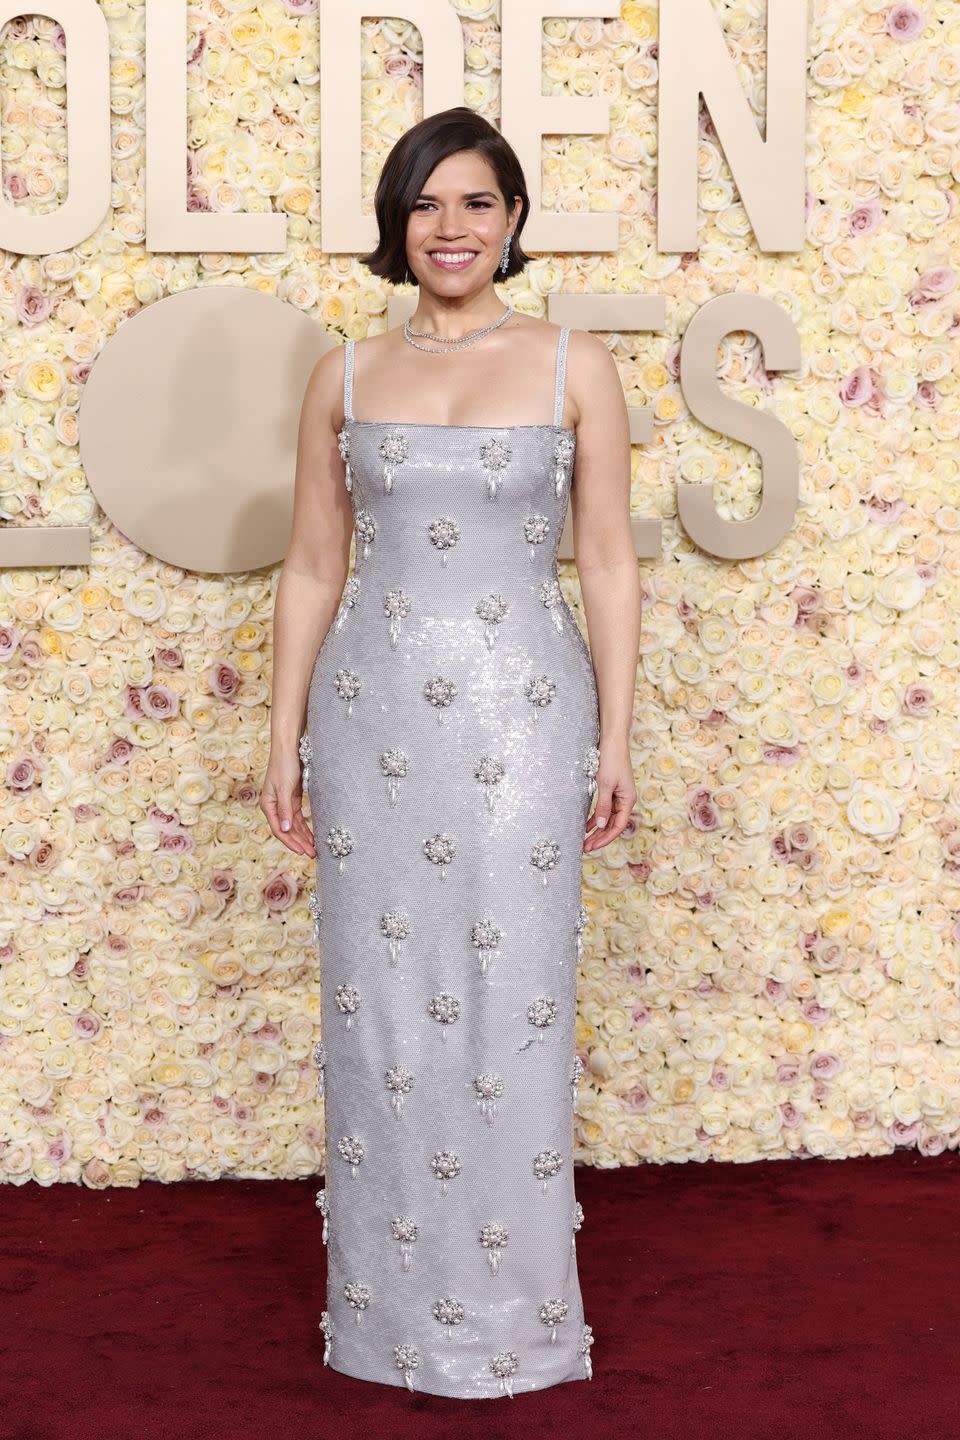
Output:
[1,0,959,1186]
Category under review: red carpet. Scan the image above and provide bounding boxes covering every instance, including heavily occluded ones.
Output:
[2,1148,957,1439]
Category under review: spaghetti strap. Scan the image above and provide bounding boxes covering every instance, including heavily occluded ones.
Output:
[553,325,570,427]
[343,338,355,422]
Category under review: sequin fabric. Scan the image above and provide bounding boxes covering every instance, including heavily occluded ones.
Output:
[306,325,599,1399]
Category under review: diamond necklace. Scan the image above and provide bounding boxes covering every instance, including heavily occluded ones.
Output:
[403,303,515,353]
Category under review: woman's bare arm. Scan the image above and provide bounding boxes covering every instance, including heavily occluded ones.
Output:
[261,347,354,855]
[566,331,641,852]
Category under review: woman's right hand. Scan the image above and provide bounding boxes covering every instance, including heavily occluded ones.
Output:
[260,752,316,857]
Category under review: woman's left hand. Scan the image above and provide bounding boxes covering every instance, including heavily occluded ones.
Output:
[583,740,637,853]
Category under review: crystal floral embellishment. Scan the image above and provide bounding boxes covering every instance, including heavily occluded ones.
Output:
[539,1298,569,1344]
[583,745,600,796]
[308,887,322,944]
[530,838,560,886]
[378,429,408,493]
[423,832,455,880]
[337,424,352,492]
[380,909,410,968]
[474,754,505,814]
[427,992,461,1041]
[524,514,550,563]
[326,825,354,875]
[479,1222,509,1275]
[554,431,576,498]
[337,1134,364,1179]
[430,1149,461,1195]
[476,593,508,651]
[571,1053,586,1111]
[479,436,511,499]
[333,667,361,716]
[394,1343,421,1391]
[473,1072,504,1125]
[383,588,411,648]
[575,902,588,960]
[385,1065,414,1119]
[432,1296,465,1338]
[471,917,502,978]
[539,577,566,634]
[380,748,409,807]
[429,515,461,566]
[319,1309,334,1365]
[344,1280,370,1323]
[525,674,556,714]
[423,674,457,723]
[355,509,376,564]
[490,1350,519,1397]
[335,982,361,1030]
[313,1038,328,1098]
[298,732,312,788]
[315,1186,329,1243]
[333,574,360,632]
[518,996,558,1051]
[391,1216,419,1270]
[580,1322,595,1379]
[533,1147,562,1192]
[573,1200,585,1234]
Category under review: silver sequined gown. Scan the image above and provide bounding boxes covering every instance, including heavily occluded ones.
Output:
[302,326,600,1399]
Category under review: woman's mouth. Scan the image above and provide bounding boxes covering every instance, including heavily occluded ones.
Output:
[428,251,479,271]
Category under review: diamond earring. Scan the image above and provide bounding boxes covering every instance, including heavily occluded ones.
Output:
[500,233,512,274]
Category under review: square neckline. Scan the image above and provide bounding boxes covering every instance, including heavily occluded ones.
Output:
[347,418,576,436]
[342,326,575,437]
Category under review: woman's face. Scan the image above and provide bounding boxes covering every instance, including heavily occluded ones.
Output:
[405,150,521,295]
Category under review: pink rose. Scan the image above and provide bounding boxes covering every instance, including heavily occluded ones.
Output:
[886,4,924,42]
[910,267,955,307]
[262,869,296,910]
[210,660,240,700]
[106,737,135,763]
[849,199,884,236]
[4,172,28,200]
[0,625,18,660]
[688,786,720,830]
[775,1056,801,1084]
[903,683,931,715]
[809,1050,841,1078]
[765,979,788,1003]
[622,1086,650,1112]
[75,1011,102,1040]
[7,756,37,790]
[159,831,193,851]
[915,380,940,410]
[780,1102,801,1128]
[866,495,906,525]
[142,683,179,719]
[155,646,183,669]
[839,365,884,414]
[16,286,55,326]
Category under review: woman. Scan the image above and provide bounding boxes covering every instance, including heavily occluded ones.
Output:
[261,107,640,1398]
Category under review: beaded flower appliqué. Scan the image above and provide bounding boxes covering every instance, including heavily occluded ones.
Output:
[479,436,511,500]
[394,1343,421,1390]
[378,430,408,493]
[479,1221,509,1274]
[337,425,352,493]
[298,732,312,788]
[380,908,410,967]
[539,1298,569,1345]
[337,1133,364,1178]
[524,514,550,564]
[476,593,508,650]
[428,515,461,566]
[554,431,576,497]
[490,1350,519,1397]
[380,748,409,807]
[470,917,502,978]
[319,1309,334,1364]
[391,1215,419,1271]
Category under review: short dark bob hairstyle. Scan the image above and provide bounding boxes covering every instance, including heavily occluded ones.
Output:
[360,107,532,287]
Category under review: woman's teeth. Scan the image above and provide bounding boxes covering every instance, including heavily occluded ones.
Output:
[429,251,478,269]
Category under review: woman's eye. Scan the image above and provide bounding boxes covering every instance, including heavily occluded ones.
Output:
[413,201,491,211]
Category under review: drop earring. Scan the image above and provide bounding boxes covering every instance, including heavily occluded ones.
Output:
[500,233,512,274]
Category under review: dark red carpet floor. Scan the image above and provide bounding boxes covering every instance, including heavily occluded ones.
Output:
[2,1148,958,1440]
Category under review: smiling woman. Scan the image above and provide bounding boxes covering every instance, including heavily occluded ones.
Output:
[263,106,640,1399]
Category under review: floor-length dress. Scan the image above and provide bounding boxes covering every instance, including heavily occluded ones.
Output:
[300,324,600,1398]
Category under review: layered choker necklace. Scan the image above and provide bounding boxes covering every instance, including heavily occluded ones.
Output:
[402,303,515,353]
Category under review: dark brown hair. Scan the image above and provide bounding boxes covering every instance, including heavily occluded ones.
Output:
[359,107,532,287]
